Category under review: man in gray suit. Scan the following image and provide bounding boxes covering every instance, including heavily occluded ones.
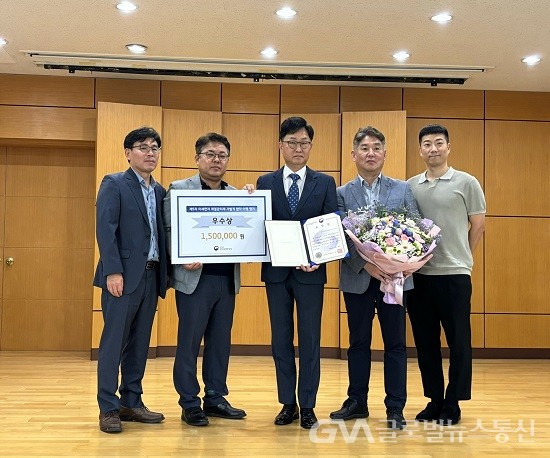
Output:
[329,126,418,430]
[163,132,249,427]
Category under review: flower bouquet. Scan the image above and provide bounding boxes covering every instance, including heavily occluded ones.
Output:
[342,205,441,305]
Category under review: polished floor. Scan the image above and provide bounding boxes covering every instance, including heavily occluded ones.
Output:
[0,352,548,457]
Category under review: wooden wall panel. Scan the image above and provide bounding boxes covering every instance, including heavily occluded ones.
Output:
[162,109,222,168]
[162,81,221,111]
[486,91,550,121]
[471,240,484,313]
[406,118,484,185]
[232,287,271,344]
[340,87,402,112]
[95,78,160,106]
[0,74,94,108]
[485,121,550,217]
[222,114,279,171]
[96,102,162,185]
[1,299,92,350]
[5,197,94,248]
[0,106,96,143]
[160,167,196,189]
[281,86,339,113]
[92,310,158,349]
[404,88,484,119]
[5,147,95,198]
[341,111,406,184]
[222,84,280,114]
[280,113,341,171]
[485,217,549,313]
[485,315,550,348]
[320,289,340,348]
[157,290,177,347]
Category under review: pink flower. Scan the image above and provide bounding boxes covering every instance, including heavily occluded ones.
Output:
[385,237,396,246]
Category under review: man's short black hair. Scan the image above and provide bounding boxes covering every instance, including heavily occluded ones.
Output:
[124,126,161,149]
[195,132,231,156]
[279,116,314,141]
[418,124,449,143]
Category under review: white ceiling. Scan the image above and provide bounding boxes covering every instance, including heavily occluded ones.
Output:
[1,0,548,91]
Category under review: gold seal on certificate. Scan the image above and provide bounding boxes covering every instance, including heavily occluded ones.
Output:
[265,212,348,267]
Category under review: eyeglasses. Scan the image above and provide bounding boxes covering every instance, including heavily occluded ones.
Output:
[199,151,230,162]
[132,145,161,154]
[282,140,312,150]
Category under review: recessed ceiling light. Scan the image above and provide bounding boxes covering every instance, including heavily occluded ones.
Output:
[117,1,138,12]
[522,55,541,65]
[431,13,452,23]
[276,7,297,19]
[392,51,410,61]
[126,43,147,54]
[261,47,278,57]
[0,38,7,46]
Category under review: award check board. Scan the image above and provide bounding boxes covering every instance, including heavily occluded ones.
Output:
[170,190,272,263]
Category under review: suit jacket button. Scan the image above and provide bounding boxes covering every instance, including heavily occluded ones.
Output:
[145,235,150,239]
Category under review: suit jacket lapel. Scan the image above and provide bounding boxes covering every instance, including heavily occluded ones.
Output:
[350,176,367,208]
[378,174,392,206]
[125,168,149,225]
[294,167,317,216]
[271,168,292,216]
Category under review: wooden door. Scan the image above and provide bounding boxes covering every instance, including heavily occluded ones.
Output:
[0,146,95,350]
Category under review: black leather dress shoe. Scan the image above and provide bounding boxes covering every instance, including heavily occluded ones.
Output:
[330,398,369,420]
[182,406,209,426]
[204,401,246,419]
[300,408,318,430]
[439,402,461,425]
[386,407,406,430]
[416,400,443,421]
[274,404,299,425]
[99,410,122,433]
[119,405,165,423]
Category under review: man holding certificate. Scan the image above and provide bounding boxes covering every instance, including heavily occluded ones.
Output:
[329,126,418,430]
[163,133,250,427]
[256,117,338,429]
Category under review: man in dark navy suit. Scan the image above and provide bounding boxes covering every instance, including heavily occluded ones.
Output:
[94,126,168,433]
[257,117,338,429]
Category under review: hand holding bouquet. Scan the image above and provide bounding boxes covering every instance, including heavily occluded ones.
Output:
[342,204,441,305]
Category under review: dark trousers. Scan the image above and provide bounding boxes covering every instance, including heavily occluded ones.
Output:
[266,275,324,409]
[343,279,407,409]
[407,273,472,402]
[173,274,236,409]
[97,268,158,413]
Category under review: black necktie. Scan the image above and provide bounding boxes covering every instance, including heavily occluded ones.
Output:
[288,173,300,214]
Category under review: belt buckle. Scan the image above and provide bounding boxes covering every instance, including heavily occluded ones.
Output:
[146,261,156,269]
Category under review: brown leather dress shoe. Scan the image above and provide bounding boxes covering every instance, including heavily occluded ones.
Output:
[99,410,122,433]
[119,405,165,423]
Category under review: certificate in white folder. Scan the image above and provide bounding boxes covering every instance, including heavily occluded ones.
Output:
[264,220,309,267]
[265,213,348,267]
